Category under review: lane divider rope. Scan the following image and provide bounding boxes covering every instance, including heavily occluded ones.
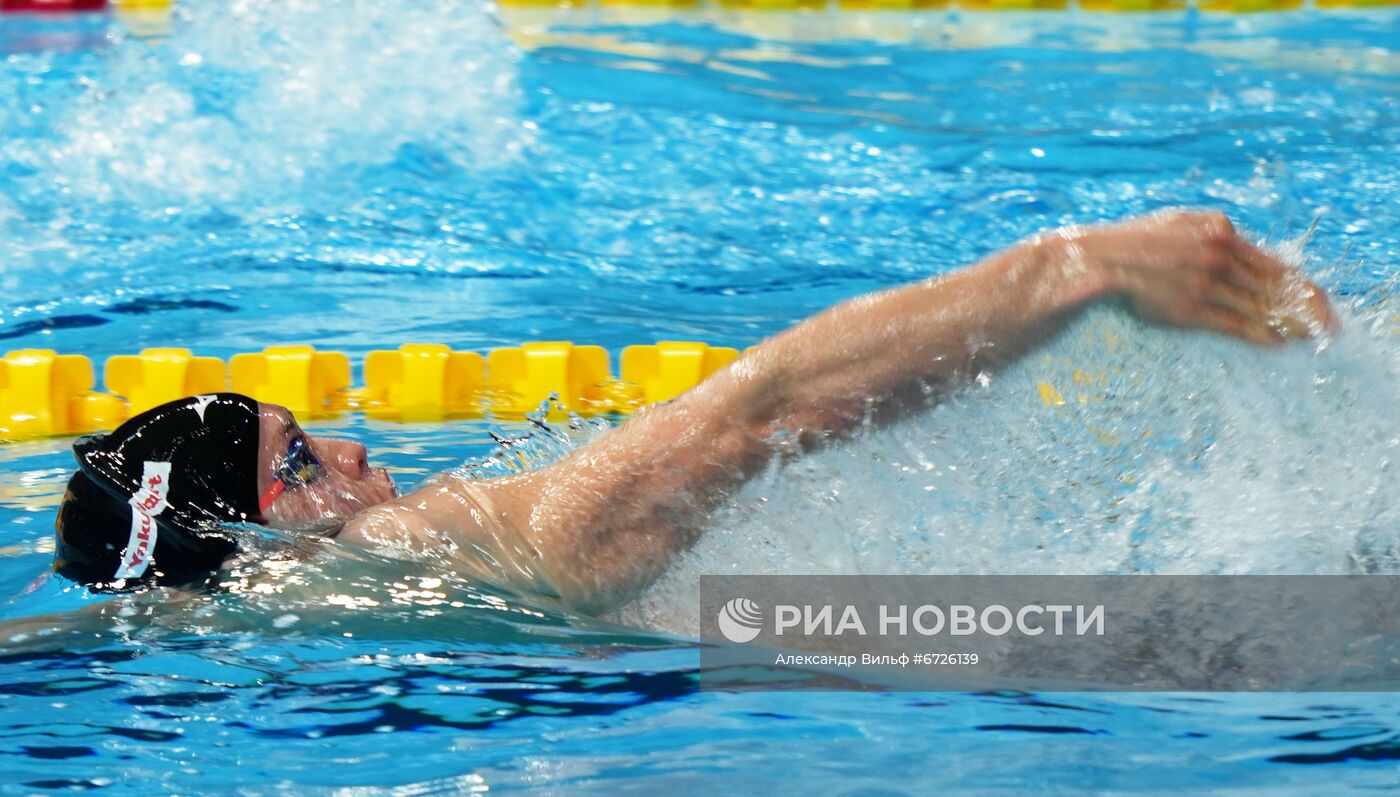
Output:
[0,342,744,440]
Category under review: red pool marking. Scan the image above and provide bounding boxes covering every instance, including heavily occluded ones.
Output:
[1,0,108,12]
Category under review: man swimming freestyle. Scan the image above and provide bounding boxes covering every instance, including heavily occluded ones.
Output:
[53,211,1338,614]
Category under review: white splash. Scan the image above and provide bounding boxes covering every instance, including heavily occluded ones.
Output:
[620,290,1400,635]
[38,0,527,207]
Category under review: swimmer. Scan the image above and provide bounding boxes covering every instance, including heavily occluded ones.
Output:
[53,210,1339,614]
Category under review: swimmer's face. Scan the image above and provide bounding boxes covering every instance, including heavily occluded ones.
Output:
[255,403,397,528]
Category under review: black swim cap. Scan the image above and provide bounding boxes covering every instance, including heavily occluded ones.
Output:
[53,393,262,591]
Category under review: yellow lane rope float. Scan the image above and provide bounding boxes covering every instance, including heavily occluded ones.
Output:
[0,342,744,440]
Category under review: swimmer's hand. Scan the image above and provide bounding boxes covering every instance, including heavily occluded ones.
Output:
[1068,210,1339,345]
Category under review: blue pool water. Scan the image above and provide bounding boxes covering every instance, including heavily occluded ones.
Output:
[2,1,1399,792]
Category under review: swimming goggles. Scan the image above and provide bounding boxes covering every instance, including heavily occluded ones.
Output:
[259,435,324,513]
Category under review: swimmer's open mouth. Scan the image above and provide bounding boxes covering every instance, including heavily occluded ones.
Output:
[379,467,400,500]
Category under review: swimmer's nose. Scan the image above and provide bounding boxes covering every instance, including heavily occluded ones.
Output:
[312,437,372,479]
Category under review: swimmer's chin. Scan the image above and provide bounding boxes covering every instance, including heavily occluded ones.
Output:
[289,516,353,539]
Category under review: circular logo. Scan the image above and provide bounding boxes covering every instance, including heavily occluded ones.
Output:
[717,597,763,643]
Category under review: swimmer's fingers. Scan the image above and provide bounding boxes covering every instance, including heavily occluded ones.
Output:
[1222,237,1341,337]
[1206,247,1270,297]
[1310,282,1342,333]
[1194,305,1284,348]
[1206,276,1267,326]
[1223,235,1288,282]
[1271,279,1342,339]
[1214,274,1334,342]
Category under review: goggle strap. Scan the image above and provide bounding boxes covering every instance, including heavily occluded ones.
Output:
[258,480,286,514]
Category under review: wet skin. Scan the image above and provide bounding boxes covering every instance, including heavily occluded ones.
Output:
[255,405,397,528]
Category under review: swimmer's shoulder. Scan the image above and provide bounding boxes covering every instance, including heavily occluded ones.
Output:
[339,472,563,601]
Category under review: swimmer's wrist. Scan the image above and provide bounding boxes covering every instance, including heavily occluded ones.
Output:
[1023,228,1119,312]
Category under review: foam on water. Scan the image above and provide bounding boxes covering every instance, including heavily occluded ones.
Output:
[4,0,527,210]
[618,270,1400,635]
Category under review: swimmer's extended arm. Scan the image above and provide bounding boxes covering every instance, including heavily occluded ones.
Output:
[360,211,1335,614]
